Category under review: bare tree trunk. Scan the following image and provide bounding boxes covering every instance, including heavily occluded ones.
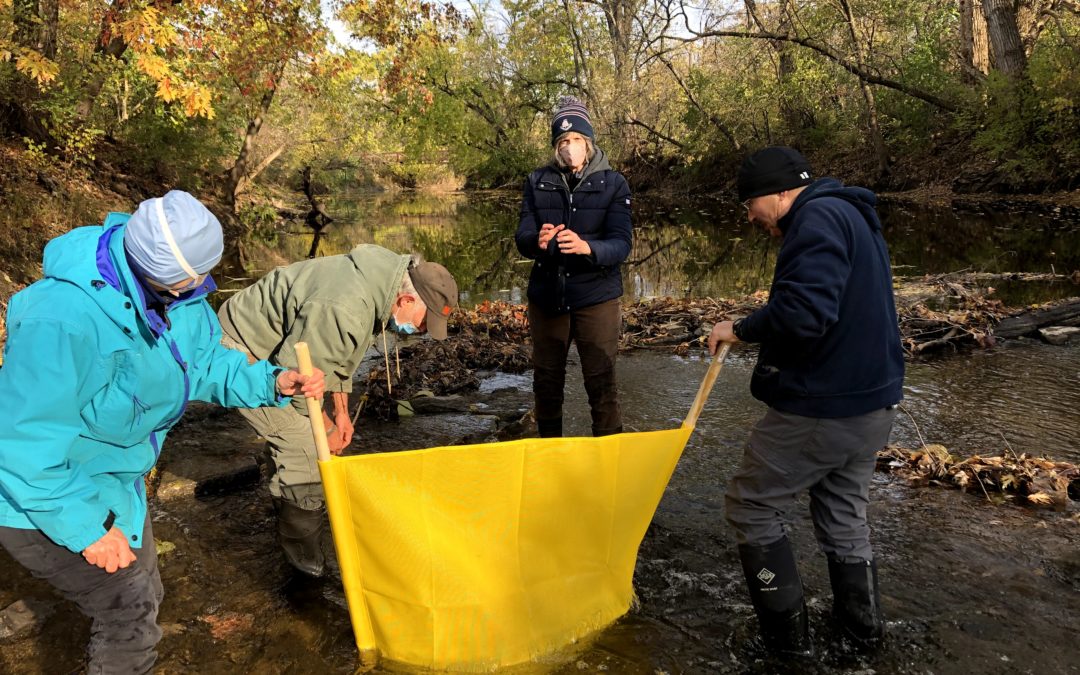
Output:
[301,166,333,230]
[234,142,288,196]
[580,0,643,156]
[839,0,889,181]
[77,0,133,119]
[595,0,636,87]
[80,0,186,119]
[982,0,1027,78]
[226,89,276,206]
[959,0,993,80]
[225,63,285,207]
[776,0,816,133]
[561,0,590,94]
[39,0,59,58]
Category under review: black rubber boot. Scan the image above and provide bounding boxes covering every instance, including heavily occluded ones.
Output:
[738,538,813,657]
[828,557,884,650]
[273,499,326,578]
[537,417,563,438]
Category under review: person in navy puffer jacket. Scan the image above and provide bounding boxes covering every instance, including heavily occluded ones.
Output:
[515,96,633,438]
[707,147,904,658]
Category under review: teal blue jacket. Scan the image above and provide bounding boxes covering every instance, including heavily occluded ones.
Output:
[0,215,286,553]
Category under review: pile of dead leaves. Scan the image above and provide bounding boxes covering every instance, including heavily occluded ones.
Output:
[621,295,767,354]
[362,324,531,420]
[356,281,1068,419]
[448,300,530,343]
[877,444,1080,510]
[895,279,1011,355]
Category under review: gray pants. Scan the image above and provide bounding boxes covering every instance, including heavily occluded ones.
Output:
[0,513,163,675]
[219,331,326,510]
[725,406,897,561]
[238,403,326,510]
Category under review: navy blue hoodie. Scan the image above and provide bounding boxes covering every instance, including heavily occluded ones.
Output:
[737,178,904,418]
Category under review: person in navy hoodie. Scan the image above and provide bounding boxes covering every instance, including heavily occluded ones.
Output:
[708,147,904,657]
[515,96,632,438]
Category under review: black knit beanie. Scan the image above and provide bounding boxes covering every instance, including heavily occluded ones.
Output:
[737,146,814,201]
[551,96,594,146]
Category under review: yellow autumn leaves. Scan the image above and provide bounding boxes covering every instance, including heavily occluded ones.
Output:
[4,4,215,119]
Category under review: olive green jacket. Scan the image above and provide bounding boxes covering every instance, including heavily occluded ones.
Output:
[219,245,409,412]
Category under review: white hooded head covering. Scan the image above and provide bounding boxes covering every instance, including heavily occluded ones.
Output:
[123,190,223,285]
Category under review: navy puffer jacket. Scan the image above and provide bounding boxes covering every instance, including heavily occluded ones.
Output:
[736,178,905,418]
[515,148,632,313]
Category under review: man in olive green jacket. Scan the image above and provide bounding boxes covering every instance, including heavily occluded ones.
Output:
[218,244,458,577]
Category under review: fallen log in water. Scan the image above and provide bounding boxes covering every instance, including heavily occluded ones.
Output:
[993,298,1080,338]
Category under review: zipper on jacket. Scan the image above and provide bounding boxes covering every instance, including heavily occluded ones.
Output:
[559,173,574,232]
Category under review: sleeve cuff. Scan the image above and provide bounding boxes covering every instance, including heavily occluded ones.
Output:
[732,318,747,341]
[270,366,291,406]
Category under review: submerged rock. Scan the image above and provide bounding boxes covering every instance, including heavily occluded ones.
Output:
[1039,325,1080,345]
[0,599,55,643]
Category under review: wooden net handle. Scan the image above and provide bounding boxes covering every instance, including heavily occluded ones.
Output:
[294,341,333,462]
[683,342,732,430]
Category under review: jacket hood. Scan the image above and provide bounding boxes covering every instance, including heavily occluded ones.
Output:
[42,218,137,334]
[345,244,411,327]
[781,176,881,234]
[781,178,881,234]
[43,224,110,287]
[580,147,612,180]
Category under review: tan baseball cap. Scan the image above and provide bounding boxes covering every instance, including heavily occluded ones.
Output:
[409,262,459,340]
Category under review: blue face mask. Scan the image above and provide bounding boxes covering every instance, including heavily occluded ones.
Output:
[389,316,418,335]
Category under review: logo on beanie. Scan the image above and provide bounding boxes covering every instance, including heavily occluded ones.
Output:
[560,119,572,131]
[799,171,810,180]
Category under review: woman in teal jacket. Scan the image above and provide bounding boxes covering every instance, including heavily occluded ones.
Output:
[0,191,324,674]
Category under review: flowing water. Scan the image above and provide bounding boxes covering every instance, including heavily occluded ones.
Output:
[2,191,1079,675]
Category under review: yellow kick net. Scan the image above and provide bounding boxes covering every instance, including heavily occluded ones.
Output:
[320,427,692,670]
[298,342,729,671]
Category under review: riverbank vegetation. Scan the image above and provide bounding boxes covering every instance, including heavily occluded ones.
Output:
[2,0,1079,205]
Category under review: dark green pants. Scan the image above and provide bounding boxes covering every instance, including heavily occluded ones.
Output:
[528,298,622,436]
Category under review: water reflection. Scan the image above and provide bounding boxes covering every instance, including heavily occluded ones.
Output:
[226,191,1080,308]
[307,226,325,259]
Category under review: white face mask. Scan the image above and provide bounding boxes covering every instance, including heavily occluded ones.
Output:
[559,143,587,171]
